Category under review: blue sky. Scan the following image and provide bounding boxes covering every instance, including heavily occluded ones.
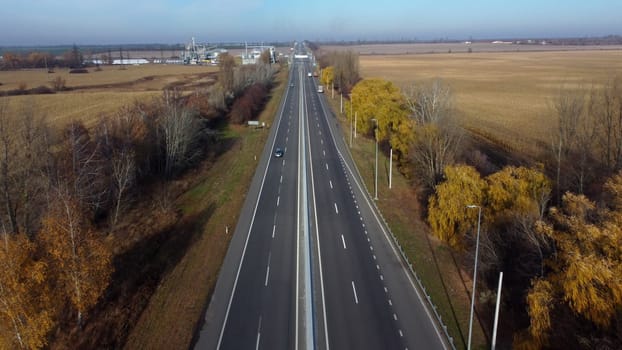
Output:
[0,0,619,45]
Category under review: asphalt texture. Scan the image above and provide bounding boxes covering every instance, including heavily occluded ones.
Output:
[195,55,448,350]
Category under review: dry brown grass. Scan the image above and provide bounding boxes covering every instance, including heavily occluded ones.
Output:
[0,64,217,91]
[0,64,219,128]
[360,50,622,155]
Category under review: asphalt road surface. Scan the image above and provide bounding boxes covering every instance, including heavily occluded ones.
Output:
[195,52,448,350]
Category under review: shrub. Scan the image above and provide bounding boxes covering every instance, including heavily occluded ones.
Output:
[51,76,66,91]
[69,68,89,74]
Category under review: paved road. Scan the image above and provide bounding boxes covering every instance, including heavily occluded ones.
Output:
[195,52,447,350]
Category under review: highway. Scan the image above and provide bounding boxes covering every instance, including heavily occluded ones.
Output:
[195,47,447,350]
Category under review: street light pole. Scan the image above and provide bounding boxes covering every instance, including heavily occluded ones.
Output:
[492,271,504,350]
[466,204,482,350]
[372,118,378,200]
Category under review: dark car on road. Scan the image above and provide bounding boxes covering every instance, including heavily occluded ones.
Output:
[274,147,284,158]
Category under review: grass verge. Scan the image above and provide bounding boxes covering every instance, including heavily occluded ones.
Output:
[123,68,289,350]
[325,93,487,349]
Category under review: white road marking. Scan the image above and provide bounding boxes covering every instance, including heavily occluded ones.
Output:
[341,235,347,249]
[329,180,333,189]
[376,264,380,270]
[323,150,325,156]
[393,313,398,320]
[380,274,384,281]
[277,196,280,206]
[384,287,388,293]
[286,136,289,142]
[216,76,290,349]
[272,225,276,238]
[256,316,262,350]
[321,139,323,144]
[334,203,339,214]
[388,299,393,306]
[282,159,285,167]
[280,175,283,183]
[325,163,328,170]
[285,147,288,153]
[264,265,270,286]
[373,254,376,260]
[399,330,404,337]
[351,281,359,304]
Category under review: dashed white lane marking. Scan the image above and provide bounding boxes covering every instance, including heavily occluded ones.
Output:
[276,196,280,207]
[272,225,276,238]
[282,159,285,167]
[264,265,270,286]
[341,234,347,249]
[334,203,339,214]
[321,139,323,144]
[256,317,262,350]
[285,147,288,153]
[323,150,326,156]
[376,264,380,270]
[393,313,398,321]
[280,175,283,183]
[373,254,376,260]
[380,274,384,281]
[329,180,333,189]
[399,330,404,337]
[384,287,388,293]
[388,299,393,306]
[351,281,359,304]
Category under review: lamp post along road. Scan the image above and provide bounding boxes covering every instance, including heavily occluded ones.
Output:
[492,271,504,350]
[389,148,393,189]
[372,118,378,200]
[466,204,482,350]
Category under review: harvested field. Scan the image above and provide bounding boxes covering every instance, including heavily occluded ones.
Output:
[358,49,622,156]
[0,64,218,127]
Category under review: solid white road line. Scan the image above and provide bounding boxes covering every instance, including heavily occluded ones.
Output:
[351,281,359,304]
[341,234,347,249]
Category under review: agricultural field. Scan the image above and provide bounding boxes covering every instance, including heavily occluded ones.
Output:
[358,49,622,156]
[0,64,218,127]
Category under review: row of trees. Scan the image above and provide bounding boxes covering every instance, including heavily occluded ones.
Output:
[317,50,360,93]
[0,54,280,347]
[342,72,622,347]
[1,44,85,70]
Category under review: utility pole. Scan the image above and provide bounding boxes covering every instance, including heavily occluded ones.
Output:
[492,272,504,350]
[466,205,482,350]
[389,148,393,189]
[354,112,357,139]
[372,118,378,200]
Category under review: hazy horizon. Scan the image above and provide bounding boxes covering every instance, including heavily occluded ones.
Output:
[1,0,619,46]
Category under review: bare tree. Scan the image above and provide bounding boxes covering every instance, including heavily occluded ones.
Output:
[110,147,134,227]
[0,99,18,234]
[595,76,622,172]
[405,79,463,187]
[160,90,202,178]
[551,88,585,199]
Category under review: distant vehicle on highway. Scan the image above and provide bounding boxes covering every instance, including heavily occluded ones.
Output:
[274,147,284,158]
[317,85,324,93]
[307,72,312,77]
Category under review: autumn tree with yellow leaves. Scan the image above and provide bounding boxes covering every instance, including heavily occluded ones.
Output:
[517,175,622,348]
[40,195,112,326]
[428,165,486,249]
[0,233,53,349]
[345,78,413,159]
[320,66,334,87]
